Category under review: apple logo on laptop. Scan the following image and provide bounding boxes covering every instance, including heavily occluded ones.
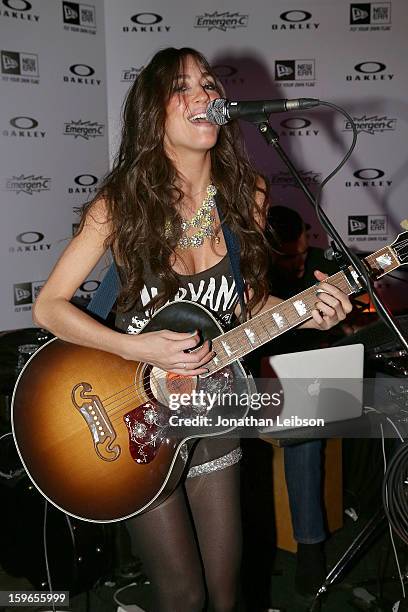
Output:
[308,379,321,397]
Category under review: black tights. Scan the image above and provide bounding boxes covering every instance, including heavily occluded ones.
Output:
[126,462,242,612]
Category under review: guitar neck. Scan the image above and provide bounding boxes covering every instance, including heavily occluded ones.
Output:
[206,243,401,375]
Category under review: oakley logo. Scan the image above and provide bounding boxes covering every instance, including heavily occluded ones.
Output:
[74,174,98,186]
[353,168,384,180]
[280,10,312,22]
[10,116,38,129]
[3,0,31,9]
[16,231,44,244]
[70,63,94,77]
[130,13,162,24]
[355,61,386,73]
[212,64,238,78]
[280,117,311,129]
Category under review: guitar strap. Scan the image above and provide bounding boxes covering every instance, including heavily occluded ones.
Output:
[86,201,247,322]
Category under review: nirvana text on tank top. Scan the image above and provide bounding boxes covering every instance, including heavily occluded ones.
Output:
[115,254,239,334]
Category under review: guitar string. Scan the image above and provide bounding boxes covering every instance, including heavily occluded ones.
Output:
[101,329,245,409]
[104,273,346,411]
[102,274,364,415]
[102,305,304,417]
[98,274,342,407]
[109,370,186,425]
[96,261,387,408]
[91,289,360,417]
[107,371,197,422]
[85,246,406,419]
[103,308,310,421]
[100,332,248,410]
[102,365,203,411]
[98,280,352,416]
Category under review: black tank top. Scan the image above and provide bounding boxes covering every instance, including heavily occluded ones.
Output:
[115,254,239,333]
[115,253,241,467]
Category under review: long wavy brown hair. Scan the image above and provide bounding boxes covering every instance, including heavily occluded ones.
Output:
[79,47,270,316]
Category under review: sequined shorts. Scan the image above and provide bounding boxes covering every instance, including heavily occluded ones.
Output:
[186,446,243,479]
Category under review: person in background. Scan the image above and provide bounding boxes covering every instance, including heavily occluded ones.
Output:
[267,205,340,598]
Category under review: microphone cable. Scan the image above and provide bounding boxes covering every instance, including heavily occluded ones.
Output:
[382,437,408,547]
[312,101,408,353]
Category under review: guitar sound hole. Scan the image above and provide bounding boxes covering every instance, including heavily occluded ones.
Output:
[148,366,197,407]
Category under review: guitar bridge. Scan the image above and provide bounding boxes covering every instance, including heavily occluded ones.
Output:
[71,382,120,461]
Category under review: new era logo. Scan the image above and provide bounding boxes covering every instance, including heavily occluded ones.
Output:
[348,215,387,235]
[1,50,39,76]
[350,3,391,25]
[275,60,315,81]
[62,1,96,28]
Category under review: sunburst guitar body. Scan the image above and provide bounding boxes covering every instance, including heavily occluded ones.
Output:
[12,232,408,522]
[12,301,250,522]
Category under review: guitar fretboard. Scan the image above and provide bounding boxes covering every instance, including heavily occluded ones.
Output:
[205,244,400,375]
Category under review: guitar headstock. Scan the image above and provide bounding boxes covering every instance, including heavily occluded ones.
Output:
[390,231,408,265]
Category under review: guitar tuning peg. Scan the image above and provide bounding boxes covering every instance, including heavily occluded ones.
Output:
[400,219,408,230]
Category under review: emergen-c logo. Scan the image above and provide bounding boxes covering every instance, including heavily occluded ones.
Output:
[5,174,51,194]
[121,66,143,82]
[194,11,249,31]
[63,119,104,139]
[343,114,397,134]
[270,170,321,188]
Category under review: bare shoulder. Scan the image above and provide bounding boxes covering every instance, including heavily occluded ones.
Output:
[34,197,113,304]
[81,196,112,239]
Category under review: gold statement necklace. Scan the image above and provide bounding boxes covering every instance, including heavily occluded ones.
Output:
[167,184,220,249]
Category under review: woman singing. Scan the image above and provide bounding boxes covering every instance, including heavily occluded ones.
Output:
[33,47,352,612]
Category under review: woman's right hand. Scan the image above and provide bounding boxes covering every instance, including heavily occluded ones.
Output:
[120,330,214,376]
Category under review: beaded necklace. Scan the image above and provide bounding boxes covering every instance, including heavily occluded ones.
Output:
[166,184,220,249]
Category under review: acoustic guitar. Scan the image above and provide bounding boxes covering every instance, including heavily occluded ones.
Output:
[11,233,408,522]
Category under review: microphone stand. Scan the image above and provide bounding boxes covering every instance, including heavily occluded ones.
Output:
[252,116,408,353]
[249,114,408,609]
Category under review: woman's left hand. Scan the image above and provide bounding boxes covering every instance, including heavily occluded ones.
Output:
[308,270,353,331]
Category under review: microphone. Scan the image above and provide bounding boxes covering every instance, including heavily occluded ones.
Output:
[206,97,320,125]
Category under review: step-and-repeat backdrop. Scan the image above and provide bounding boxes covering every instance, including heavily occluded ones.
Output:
[1,0,407,330]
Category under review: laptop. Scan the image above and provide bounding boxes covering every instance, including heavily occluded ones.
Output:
[258,344,364,433]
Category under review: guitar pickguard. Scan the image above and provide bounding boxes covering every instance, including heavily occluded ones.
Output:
[71,382,120,461]
[124,401,170,464]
